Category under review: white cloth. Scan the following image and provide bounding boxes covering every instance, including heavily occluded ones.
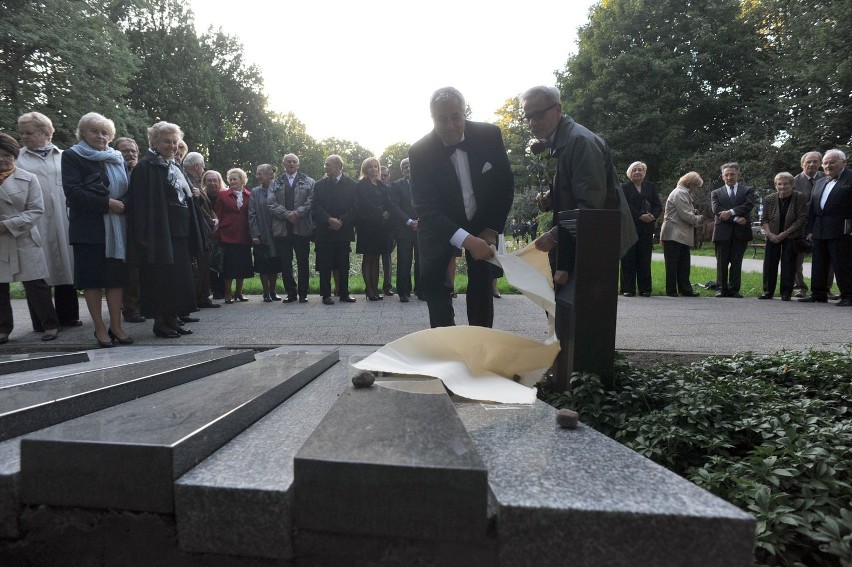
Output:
[820,179,837,209]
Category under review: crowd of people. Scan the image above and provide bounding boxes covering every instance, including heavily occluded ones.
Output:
[1,97,847,346]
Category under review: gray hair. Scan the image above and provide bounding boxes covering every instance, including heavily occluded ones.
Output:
[720,162,740,173]
[256,163,276,175]
[774,171,794,183]
[520,85,561,106]
[626,161,647,177]
[282,153,299,164]
[824,149,847,162]
[800,151,822,166]
[76,112,116,142]
[113,137,137,150]
[17,111,55,137]
[147,121,183,147]
[183,152,204,168]
[430,87,465,113]
[400,157,409,168]
[326,154,343,168]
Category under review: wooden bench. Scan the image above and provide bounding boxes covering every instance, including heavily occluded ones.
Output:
[751,242,765,258]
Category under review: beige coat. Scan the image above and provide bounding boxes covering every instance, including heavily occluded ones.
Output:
[659,186,705,247]
[16,146,74,285]
[0,169,49,283]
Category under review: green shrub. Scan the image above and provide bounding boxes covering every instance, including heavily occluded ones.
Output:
[539,348,852,567]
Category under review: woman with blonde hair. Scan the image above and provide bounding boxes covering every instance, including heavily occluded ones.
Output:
[214,168,253,303]
[62,112,131,346]
[355,157,391,301]
[659,172,706,297]
[129,121,202,338]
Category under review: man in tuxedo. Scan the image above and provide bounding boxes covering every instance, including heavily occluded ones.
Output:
[409,87,514,328]
[792,151,832,298]
[525,85,636,283]
[799,150,851,306]
[388,157,418,302]
[711,163,757,298]
[311,155,358,305]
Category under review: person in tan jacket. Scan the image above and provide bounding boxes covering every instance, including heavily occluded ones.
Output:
[659,172,706,297]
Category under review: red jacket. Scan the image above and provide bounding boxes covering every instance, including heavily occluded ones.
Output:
[214,188,251,244]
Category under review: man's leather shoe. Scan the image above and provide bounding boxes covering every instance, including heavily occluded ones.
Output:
[125,315,146,323]
[622,292,635,297]
[198,302,221,308]
[758,293,773,299]
[384,288,395,296]
[828,293,840,300]
[400,295,409,303]
[836,299,852,307]
[282,296,297,303]
[340,295,357,303]
[263,295,272,303]
[639,291,651,297]
[299,297,308,303]
[781,295,791,301]
[322,297,335,305]
[798,296,827,303]
[61,320,83,327]
[714,291,726,298]
[728,293,743,298]
[270,294,281,301]
[793,291,805,298]
[179,316,200,323]
[682,292,700,297]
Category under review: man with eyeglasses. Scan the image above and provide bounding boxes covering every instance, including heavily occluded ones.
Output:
[409,87,514,328]
[523,85,635,285]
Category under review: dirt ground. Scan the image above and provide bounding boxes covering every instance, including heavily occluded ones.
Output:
[621,351,711,368]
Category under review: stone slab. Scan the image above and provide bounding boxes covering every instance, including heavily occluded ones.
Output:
[0,348,256,442]
[454,399,755,567]
[175,347,347,559]
[19,350,338,514]
[293,379,488,542]
[0,352,89,376]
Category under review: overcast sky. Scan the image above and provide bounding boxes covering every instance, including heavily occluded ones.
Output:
[190,0,598,155]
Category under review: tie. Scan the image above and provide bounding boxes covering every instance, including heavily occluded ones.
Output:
[809,177,814,189]
[729,186,735,200]
[445,139,468,155]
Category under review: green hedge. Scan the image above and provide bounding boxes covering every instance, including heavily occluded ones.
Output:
[539,348,852,567]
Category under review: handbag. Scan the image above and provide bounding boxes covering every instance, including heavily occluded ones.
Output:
[793,237,812,255]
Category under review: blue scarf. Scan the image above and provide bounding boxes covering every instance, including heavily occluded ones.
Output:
[70,141,128,261]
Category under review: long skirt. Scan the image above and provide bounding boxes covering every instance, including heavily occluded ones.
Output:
[139,237,196,317]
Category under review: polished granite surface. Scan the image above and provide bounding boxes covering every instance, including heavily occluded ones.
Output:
[0,352,89,376]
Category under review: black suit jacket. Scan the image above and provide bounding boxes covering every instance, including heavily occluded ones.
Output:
[409,120,513,261]
[388,177,417,241]
[807,168,852,239]
[711,184,756,241]
[311,174,357,242]
[620,181,662,237]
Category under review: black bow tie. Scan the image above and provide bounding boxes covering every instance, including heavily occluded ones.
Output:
[445,139,468,155]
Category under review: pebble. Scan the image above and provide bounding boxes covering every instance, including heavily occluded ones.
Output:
[351,370,375,388]
[556,408,579,429]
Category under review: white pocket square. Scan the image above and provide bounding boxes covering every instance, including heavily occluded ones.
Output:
[482,162,492,174]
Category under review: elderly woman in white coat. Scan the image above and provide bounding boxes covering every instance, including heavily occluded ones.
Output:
[0,133,60,343]
[16,112,80,329]
[659,171,706,297]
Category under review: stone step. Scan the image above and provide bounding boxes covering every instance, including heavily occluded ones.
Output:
[0,352,89,376]
[19,350,338,514]
[293,378,489,543]
[453,399,755,567]
[0,348,255,442]
[174,347,348,560]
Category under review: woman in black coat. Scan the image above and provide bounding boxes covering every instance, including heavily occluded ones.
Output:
[355,157,391,301]
[620,161,662,296]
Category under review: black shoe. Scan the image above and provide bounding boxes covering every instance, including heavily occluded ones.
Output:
[0,336,7,345]
[282,296,297,303]
[299,297,308,303]
[400,296,409,303]
[236,296,249,302]
[60,320,83,327]
[638,291,651,297]
[174,327,193,335]
[124,315,146,323]
[269,294,281,301]
[729,293,743,298]
[666,293,679,297]
[108,329,134,345]
[781,295,791,301]
[322,297,335,305]
[837,299,852,307]
[153,327,181,338]
[367,294,381,301]
[198,302,221,308]
[451,291,458,298]
[340,295,357,303]
[798,296,827,303]
[176,319,184,326]
[41,330,59,342]
[793,291,806,298]
[384,288,395,296]
[758,293,773,299]
[828,294,840,300]
[224,299,234,304]
[263,295,272,303]
[682,292,700,297]
[622,292,635,297]
[94,331,114,348]
[180,316,200,323]
[714,291,726,298]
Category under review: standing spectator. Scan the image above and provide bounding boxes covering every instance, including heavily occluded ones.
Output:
[799,150,851,306]
[620,161,662,297]
[16,112,80,328]
[269,154,314,303]
[356,157,392,301]
[520,219,530,244]
[510,218,519,245]
[760,172,808,301]
[388,157,418,302]
[113,136,145,323]
[711,163,756,298]
[129,121,201,338]
[524,85,636,287]
[409,87,514,328]
[0,133,60,343]
[62,113,131,347]
[202,170,226,299]
[380,165,396,296]
[529,217,538,240]
[249,163,280,302]
[183,152,219,308]
[792,151,828,298]
[214,168,253,304]
[312,155,358,305]
[659,172,705,297]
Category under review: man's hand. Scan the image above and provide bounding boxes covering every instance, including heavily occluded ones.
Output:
[554,270,571,285]
[719,210,733,221]
[534,231,557,252]
[476,228,498,247]
[286,211,299,224]
[409,219,418,231]
[108,199,125,214]
[328,217,343,231]
[463,234,494,261]
[252,237,260,245]
[640,213,655,223]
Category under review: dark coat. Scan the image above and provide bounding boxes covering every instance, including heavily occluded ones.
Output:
[311,174,358,242]
[61,149,112,244]
[409,120,514,262]
[807,168,852,239]
[762,191,808,238]
[620,180,663,237]
[388,177,417,241]
[711,184,757,241]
